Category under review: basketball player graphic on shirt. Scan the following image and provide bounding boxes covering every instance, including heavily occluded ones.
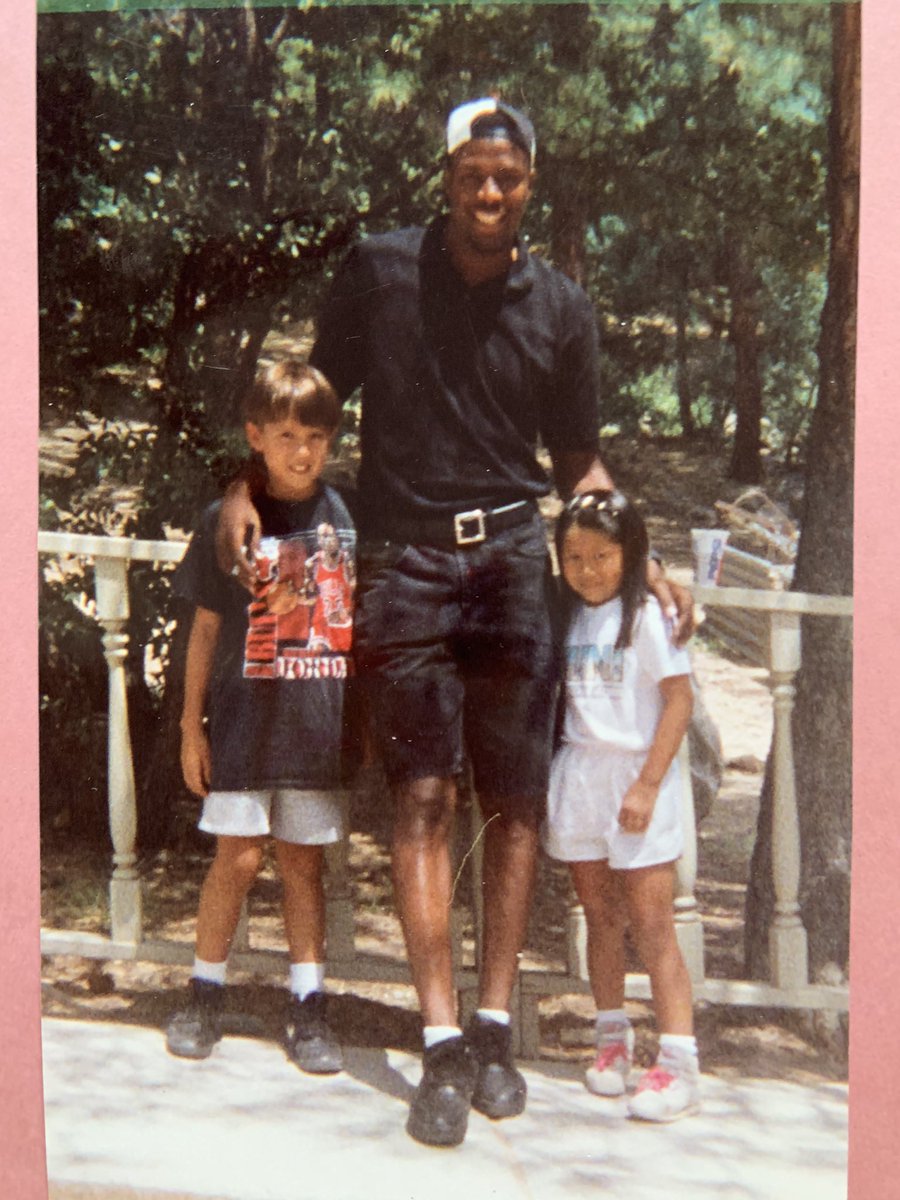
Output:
[303,523,354,653]
[256,537,312,642]
[243,525,354,679]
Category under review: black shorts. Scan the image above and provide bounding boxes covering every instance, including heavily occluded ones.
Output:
[353,514,560,814]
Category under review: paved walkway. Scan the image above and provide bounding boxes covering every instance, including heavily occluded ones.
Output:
[42,1017,848,1200]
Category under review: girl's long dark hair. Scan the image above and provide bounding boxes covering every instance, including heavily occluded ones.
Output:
[555,489,649,650]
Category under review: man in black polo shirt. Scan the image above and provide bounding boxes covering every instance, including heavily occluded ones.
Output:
[218,98,690,1147]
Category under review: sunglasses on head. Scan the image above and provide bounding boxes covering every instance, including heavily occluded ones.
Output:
[564,490,629,517]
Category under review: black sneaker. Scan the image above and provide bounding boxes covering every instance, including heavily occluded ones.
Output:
[284,991,343,1074]
[165,978,224,1060]
[406,1035,478,1148]
[465,1014,527,1120]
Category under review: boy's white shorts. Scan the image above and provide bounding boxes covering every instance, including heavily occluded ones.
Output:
[199,788,347,845]
[542,744,683,868]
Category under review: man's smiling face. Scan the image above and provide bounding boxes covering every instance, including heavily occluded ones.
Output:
[444,137,533,261]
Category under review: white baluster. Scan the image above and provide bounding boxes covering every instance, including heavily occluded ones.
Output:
[566,887,588,981]
[232,898,250,953]
[518,994,541,1060]
[94,556,142,945]
[768,611,808,990]
[674,738,705,984]
[324,792,355,961]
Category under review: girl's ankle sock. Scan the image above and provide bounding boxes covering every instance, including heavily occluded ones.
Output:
[596,1010,632,1046]
[595,1008,630,1031]
[659,1032,698,1059]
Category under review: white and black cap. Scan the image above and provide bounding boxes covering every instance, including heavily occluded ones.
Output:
[445,98,536,166]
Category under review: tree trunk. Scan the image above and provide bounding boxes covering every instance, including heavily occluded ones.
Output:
[675,278,695,436]
[549,183,589,287]
[726,239,764,482]
[744,5,859,1000]
[546,4,592,287]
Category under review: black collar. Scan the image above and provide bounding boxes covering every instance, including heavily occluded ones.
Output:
[422,216,535,295]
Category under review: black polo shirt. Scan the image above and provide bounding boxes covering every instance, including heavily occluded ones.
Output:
[310,218,601,539]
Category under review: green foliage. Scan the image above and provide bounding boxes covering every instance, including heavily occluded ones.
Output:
[37,2,836,844]
[39,572,109,839]
[38,2,832,467]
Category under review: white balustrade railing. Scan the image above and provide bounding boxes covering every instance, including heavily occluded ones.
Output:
[38,531,852,1055]
[42,532,185,948]
[694,584,849,1001]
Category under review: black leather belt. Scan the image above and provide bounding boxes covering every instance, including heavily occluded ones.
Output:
[383,500,536,548]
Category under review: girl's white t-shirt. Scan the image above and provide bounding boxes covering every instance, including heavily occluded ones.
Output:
[562,596,691,753]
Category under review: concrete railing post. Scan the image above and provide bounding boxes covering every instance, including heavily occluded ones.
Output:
[232,899,251,952]
[94,555,142,945]
[674,738,705,985]
[767,611,808,990]
[566,890,588,982]
[324,794,356,961]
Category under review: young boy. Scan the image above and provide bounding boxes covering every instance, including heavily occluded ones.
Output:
[165,359,355,1074]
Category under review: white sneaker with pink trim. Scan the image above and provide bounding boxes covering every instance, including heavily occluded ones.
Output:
[585,1023,634,1097]
[627,1052,701,1122]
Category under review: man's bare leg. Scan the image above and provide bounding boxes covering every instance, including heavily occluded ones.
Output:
[464,801,538,1120]
[394,775,480,1147]
[391,774,458,1027]
[476,805,540,1010]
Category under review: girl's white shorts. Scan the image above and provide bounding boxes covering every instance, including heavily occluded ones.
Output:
[199,788,347,845]
[542,744,683,868]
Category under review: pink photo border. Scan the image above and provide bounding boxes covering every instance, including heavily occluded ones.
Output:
[2,3,895,1195]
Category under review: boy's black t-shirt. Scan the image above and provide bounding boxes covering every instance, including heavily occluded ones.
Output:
[174,485,356,792]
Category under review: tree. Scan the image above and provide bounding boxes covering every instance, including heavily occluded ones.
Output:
[523,2,830,456]
[744,3,858,1009]
[38,2,839,848]
[37,5,443,845]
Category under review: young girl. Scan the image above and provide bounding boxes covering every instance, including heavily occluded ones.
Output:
[543,490,698,1122]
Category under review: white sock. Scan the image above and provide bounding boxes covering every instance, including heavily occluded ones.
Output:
[423,1025,463,1050]
[290,961,325,1000]
[659,1033,698,1059]
[476,1008,510,1026]
[596,1008,630,1031]
[192,957,227,986]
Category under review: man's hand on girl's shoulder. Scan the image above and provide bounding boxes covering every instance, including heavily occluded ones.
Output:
[647,559,695,646]
[666,579,696,646]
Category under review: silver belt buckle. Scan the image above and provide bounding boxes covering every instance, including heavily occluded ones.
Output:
[454,508,487,546]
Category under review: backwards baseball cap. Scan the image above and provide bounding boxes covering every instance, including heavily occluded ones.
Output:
[446,98,536,166]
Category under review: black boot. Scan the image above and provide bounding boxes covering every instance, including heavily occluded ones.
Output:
[284,991,343,1074]
[406,1036,478,1148]
[165,978,224,1060]
[466,1013,527,1119]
